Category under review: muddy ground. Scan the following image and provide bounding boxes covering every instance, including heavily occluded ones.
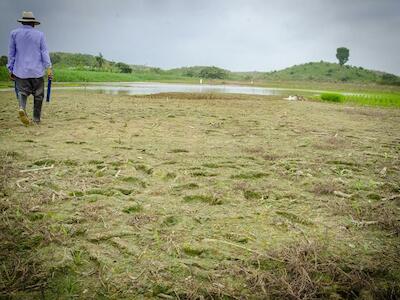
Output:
[1,91,399,298]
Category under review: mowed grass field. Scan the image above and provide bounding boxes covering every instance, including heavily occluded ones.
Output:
[1,91,399,299]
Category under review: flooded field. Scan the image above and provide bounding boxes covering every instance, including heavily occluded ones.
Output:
[1,82,323,97]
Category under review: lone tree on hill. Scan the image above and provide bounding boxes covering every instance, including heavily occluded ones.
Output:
[336,47,350,66]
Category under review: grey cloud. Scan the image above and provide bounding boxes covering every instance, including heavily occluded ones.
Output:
[1,0,399,74]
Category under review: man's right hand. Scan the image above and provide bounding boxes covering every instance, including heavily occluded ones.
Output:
[47,68,53,80]
[9,73,15,81]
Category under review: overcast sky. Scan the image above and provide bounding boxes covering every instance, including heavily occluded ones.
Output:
[1,0,399,74]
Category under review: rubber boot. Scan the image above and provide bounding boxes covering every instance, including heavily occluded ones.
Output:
[33,98,43,123]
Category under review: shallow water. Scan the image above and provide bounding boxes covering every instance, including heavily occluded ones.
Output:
[0,82,323,97]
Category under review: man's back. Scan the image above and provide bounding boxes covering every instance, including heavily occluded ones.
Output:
[8,25,51,79]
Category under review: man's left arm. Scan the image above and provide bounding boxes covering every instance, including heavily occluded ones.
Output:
[40,33,53,79]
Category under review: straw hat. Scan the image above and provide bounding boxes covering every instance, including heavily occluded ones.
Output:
[17,11,40,25]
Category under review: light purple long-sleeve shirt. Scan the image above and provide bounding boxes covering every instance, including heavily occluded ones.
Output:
[7,25,52,79]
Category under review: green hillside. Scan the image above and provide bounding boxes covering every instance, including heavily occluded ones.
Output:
[1,53,399,86]
[261,61,400,85]
[50,52,157,72]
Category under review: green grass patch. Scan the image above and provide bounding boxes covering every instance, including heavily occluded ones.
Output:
[170,149,189,153]
[88,160,104,165]
[68,191,85,197]
[231,172,269,179]
[182,244,207,256]
[63,159,79,166]
[202,163,222,168]
[115,188,135,195]
[120,176,147,187]
[191,171,218,177]
[32,159,56,166]
[134,164,153,175]
[122,203,143,214]
[276,211,313,226]
[243,190,263,200]
[183,194,222,205]
[173,183,199,191]
[86,188,115,196]
[163,172,177,180]
[162,215,179,226]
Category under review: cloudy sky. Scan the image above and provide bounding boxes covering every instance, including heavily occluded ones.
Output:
[1,0,399,74]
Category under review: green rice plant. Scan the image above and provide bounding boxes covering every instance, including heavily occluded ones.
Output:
[320,93,344,102]
[344,93,400,108]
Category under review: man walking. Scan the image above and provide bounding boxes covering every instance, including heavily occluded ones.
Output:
[7,11,53,125]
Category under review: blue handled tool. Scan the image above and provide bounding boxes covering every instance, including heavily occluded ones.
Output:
[46,78,52,102]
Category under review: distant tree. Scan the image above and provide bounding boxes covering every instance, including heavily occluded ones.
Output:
[184,69,195,77]
[152,67,162,74]
[336,47,350,66]
[50,53,61,65]
[96,52,104,69]
[380,73,400,86]
[0,55,8,66]
[116,62,132,73]
[199,66,228,79]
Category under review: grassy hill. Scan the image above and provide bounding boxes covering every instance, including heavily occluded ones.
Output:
[1,52,399,86]
[260,61,399,85]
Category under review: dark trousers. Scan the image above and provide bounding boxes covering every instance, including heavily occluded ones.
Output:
[15,77,44,121]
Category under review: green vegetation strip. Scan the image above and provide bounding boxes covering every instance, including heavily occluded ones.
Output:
[317,92,400,108]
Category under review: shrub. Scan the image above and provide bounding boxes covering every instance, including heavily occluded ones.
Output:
[184,69,195,77]
[0,55,8,66]
[380,73,400,86]
[0,66,9,81]
[320,93,344,102]
[340,76,350,82]
[199,66,228,79]
[115,62,132,73]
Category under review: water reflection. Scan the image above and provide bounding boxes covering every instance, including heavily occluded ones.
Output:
[78,82,292,96]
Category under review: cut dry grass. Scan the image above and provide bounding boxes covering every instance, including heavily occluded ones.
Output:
[0,91,399,298]
[243,240,400,299]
